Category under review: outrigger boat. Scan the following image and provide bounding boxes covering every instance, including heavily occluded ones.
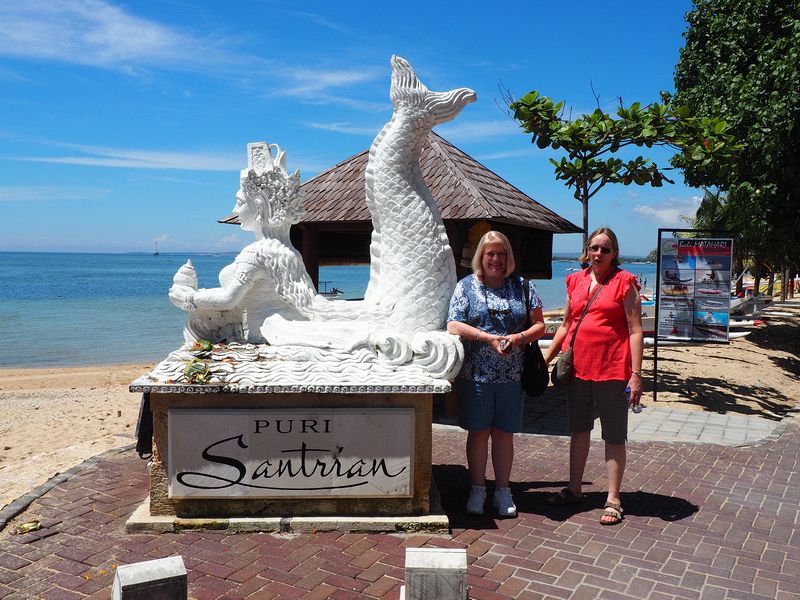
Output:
[730,293,772,316]
[318,281,344,298]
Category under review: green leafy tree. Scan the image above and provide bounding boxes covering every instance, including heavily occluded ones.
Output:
[509,92,740,250]
[673,0,800,299]
[691,189,750,293]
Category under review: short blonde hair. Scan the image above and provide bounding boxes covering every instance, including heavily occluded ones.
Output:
[580,227,621,267]
[472,231,516,278]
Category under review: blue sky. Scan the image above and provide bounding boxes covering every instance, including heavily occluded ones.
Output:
[0,0,702,256]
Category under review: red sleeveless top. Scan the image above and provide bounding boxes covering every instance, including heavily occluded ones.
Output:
[561,268,640,381]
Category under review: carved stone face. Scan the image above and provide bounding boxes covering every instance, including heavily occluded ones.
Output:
[233,190,257,232]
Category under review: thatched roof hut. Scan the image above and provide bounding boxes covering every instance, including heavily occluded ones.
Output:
[221,132,581,286]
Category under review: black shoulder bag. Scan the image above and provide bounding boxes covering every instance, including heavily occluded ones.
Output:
[521,279,549,396]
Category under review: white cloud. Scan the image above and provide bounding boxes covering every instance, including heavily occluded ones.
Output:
[476,148,536,161]
[278,67,383,97]
[6,138,331,176]
[0,2,384,112]
[0,65,30,82]
[213,233,248,251]
[435,120,519,143]
[633,196,702,226]
[287,12,347,33]
[0,185,109,202]
[465,59,530,72]
[0,0,268,77]
[12,142,242,171]
[295,94,388,112]
[306,122,378,135]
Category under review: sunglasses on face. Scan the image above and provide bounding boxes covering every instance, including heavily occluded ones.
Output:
[588,245,614,255]
[484,252,507,259]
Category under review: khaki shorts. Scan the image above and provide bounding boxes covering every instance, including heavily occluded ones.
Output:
[566,377,628,444]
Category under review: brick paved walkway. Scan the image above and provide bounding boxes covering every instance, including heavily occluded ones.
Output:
[1,409,799,599]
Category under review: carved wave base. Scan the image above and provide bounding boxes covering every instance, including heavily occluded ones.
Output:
[131,342,457,394]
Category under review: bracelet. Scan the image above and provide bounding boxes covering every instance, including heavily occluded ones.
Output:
[519,331,526,342]
[476,331,481,342]
[631,371,641,376]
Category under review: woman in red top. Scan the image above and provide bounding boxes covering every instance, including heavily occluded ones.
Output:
[544,227,643,525]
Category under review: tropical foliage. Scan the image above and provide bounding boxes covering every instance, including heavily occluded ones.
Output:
[672,0,800,296]
[508,91,740,250]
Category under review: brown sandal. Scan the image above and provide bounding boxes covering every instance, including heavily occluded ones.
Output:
[547,487,585,506]
[599,502,623,525]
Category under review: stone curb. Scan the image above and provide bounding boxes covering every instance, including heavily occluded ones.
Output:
[0,443,136,532]
[125,498,451,535]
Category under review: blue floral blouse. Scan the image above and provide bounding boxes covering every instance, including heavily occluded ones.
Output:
[447,274,543,383]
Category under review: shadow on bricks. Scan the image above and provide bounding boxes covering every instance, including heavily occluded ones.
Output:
[620,489,699,521]
[433,464,499,530]
[513,489,698,523]
[434,464,699,527]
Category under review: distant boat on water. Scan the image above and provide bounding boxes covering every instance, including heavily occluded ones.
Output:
[153,241,159,256]
[318,280,343,297]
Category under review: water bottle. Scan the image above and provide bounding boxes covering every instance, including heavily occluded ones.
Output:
[626,387,642,413]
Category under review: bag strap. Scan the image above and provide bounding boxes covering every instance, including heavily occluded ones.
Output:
[523,278,531,330]
[567,268,616,349]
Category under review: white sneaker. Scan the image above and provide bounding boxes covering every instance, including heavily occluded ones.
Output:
[493,487,517,518]
[466,485,487,515]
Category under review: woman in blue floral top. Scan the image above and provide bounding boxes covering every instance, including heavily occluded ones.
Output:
[447,231,545,517]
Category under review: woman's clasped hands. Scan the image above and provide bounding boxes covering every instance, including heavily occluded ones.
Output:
[481,333,519,356]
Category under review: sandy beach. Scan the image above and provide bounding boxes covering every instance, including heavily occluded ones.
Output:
[1,300,798,511]
[0,364,151,509]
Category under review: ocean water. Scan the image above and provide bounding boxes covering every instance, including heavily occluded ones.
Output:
[0,252,656,368]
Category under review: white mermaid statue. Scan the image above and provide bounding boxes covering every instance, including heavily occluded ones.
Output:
[168,141,317,344]
[164,56,475,384]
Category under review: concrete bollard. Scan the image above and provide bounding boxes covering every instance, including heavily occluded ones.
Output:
[111,555,187,600]
[402,547,467,600]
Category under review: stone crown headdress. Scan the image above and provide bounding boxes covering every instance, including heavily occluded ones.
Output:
[240,142,304,227]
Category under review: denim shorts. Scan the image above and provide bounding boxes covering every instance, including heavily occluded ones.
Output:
[455,379,524,433]
[566,377,628,444]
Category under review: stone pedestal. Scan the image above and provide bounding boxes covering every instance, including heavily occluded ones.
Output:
[403,548,467,600]
[129,378,448,533]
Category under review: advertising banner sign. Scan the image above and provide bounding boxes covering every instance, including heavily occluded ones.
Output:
[658,237,734,342]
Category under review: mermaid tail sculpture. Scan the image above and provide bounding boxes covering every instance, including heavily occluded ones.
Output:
[299,55,476,334]
[259,56,474,377]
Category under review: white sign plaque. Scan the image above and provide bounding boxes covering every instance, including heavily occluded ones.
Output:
[167,408,414,499]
